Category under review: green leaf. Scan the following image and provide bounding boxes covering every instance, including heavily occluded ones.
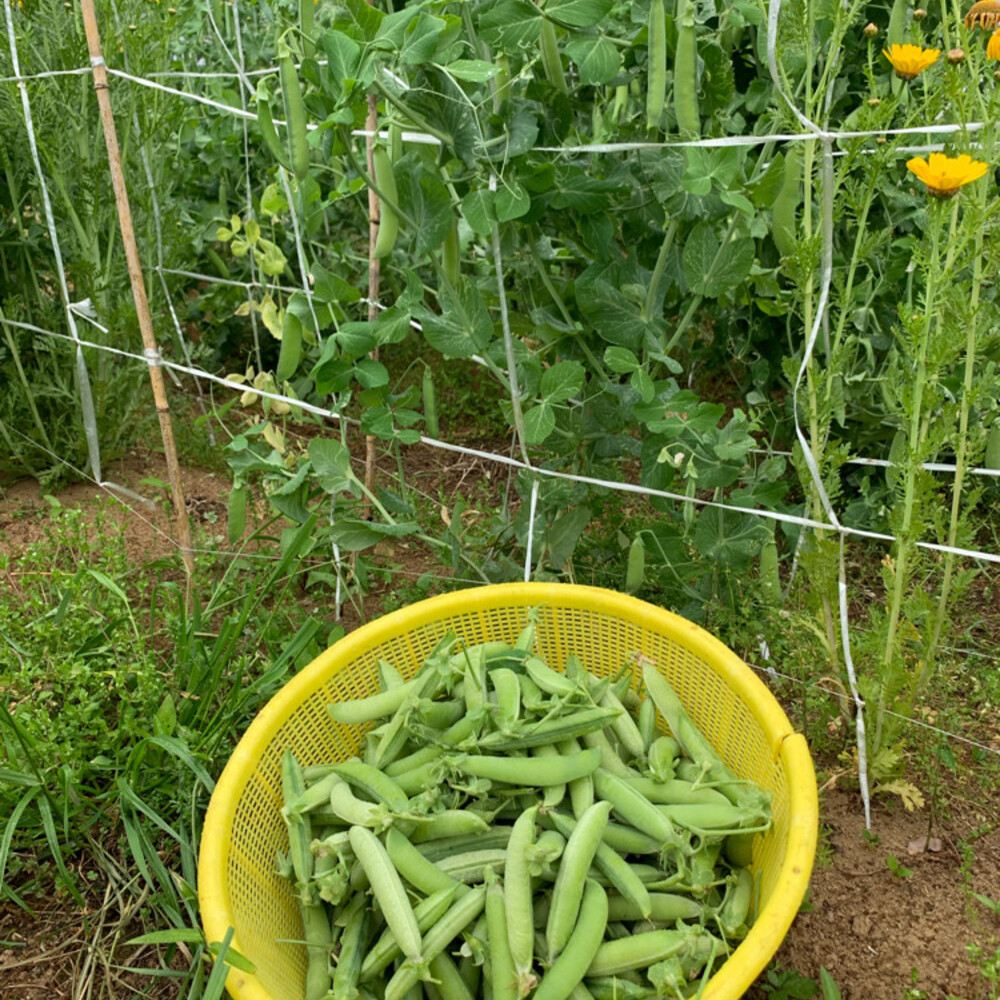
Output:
[575,273,649,352]
[540,361,585,402]
[311,261,361,304]
[544,0,614,27]
[546,506,591,567]
[819,968,842,1000]
[603,346,640,374]
[417,277,494,358]
[322,30,361,83]
[495,182,531,222]
[442,59,501,82]
[705,238,754,298]
[309,439,356,494]
[394,155,453,257]
[479,0,543,50]
[565,36,621,86]
[630,368,655,403]
[401,12,447,65]
[524,403,556,444]
[460,189,496,235]
[335,0,384,40]
[329,519,420,551]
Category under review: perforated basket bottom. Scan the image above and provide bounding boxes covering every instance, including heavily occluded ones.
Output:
[199,584,816,1000]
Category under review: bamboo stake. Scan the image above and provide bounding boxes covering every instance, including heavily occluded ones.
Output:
[79,0,195,578]
[362,91,381,519]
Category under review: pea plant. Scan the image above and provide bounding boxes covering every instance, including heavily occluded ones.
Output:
[217,0,800,621]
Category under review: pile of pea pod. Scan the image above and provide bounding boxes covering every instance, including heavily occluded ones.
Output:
[279,621,773,1000]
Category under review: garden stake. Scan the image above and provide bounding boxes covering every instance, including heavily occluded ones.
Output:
[79,0,195,580]
[362,66,380,523]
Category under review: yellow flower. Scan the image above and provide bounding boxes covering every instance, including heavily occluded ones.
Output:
[989,28,1000,58]
[966,0,1000,30]
[883,43,941,80]
[906,153,988,198]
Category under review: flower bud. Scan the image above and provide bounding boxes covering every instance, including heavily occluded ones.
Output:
[913,8,927,19]
[947,47,965,64]
[867,97,881,106]
[863,22,879,37]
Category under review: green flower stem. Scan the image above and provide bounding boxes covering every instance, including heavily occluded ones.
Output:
[874,199,951,750]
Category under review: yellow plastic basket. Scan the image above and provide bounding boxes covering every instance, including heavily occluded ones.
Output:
[199,583,817,1000]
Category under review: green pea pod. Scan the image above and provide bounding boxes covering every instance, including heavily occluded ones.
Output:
[645,0,666,131]
[373,145,399,259]
[277,309,303,382]
[539,20,568,94]
[772,147,801,258]
[299,0,315,58]
[256,83,291,169]
[673,0,699,138]
[279,45,310,181]
[625,535,645,594]
[227,482,247,544]
[389,123,403,164]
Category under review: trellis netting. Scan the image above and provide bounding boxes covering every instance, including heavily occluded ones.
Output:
[3,0,1000,823]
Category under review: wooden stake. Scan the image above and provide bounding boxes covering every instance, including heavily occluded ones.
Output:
[363,92,381,518]
[79,0,195,578]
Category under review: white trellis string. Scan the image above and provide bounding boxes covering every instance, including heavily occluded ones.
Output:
[14,316,1000,568]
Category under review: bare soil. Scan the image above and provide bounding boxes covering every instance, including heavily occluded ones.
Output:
[2,451,999,1000]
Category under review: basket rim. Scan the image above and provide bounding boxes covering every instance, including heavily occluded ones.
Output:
[198,582,817,1000]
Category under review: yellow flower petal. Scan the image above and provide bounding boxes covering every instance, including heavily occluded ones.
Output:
[989,28,1000,59]
[906,153,989,198]
[883,43,941,80]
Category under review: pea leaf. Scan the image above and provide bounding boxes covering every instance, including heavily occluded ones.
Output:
[495,182,532,222]
[461,189,496,235]
[545,0,614,27]
[329,519,421,551]
[524,402,556,444]
[417,277,494,358]
[565,37,621,86]
[395,155,453,256]
[603,346,640,374]
[479,0,543,50]
[541,361,585,402]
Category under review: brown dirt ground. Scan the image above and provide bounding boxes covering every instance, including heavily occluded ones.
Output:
[2,452,1000,1000]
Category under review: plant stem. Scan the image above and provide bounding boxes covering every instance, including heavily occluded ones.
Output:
[874,200,949,751]
[643,218,678,322]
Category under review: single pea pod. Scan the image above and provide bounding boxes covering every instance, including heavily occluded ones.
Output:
[277,309,304,383]
[256,82,291,169]
[625,535,645,594]
[772,146,801,258]
[533,880,608,1000]
[279,44,310,181]
[349,825,424,965]
[423,365,440,439]
[673,0,699,138]
[373,144,399,260]
[539,19,569,94]
[645,0,666,131]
